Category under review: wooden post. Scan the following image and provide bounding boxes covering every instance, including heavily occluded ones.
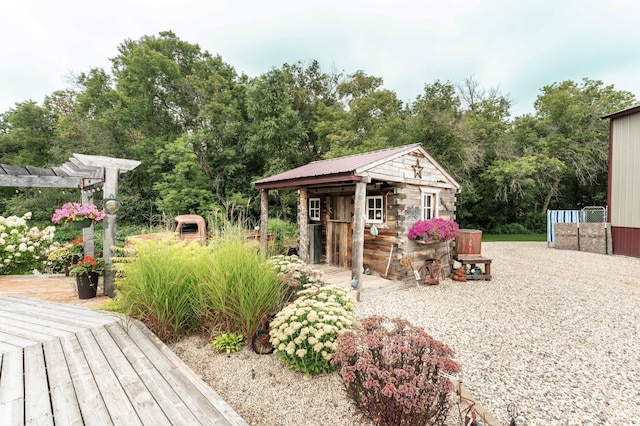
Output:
[102,167,118,298]
[298,187,309,263]
[351,181,367,292]
[260,189,269,258]
[81,190,95,257]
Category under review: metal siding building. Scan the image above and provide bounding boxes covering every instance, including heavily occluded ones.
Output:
[604,104,640,257]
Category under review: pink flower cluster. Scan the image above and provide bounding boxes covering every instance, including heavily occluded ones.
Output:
[51,202,106,226]
[408,218,459,242]
[332,315,460,426]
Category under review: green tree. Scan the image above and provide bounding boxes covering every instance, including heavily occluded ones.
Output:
[151,137,215,216]
[405,81,471,178]
[525,78,634,211]
[317,70,406,157]
[0,101,55,166]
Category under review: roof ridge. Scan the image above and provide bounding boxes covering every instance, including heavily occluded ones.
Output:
[310,143,421,165]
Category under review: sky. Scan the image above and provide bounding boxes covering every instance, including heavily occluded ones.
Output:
[1,0,639,118]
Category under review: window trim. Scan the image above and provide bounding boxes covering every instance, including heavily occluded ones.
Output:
[309,198,321,221]
[366,195,384,224]
[421,189,440,220]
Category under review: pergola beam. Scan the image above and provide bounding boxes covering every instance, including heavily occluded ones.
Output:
[0,175,101,189]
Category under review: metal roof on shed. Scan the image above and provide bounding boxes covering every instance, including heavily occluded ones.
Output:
[254,144,422,189]
[602,103,640,120]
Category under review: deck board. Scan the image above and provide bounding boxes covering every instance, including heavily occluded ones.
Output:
[75,329,143,425]
[24,344,54,425]
[0,296,247,425]
[42,338,84,425]
[0,350,24,424]
[104,323,202,424]
[90,326,172,425]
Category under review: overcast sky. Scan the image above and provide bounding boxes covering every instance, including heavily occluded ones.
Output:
[1,0,639,117]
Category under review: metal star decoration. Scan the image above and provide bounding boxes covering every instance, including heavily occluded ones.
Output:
[412,159,423,178]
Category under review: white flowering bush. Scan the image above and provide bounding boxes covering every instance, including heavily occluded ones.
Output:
[268,254,327,303]
[269,285,356,375]
[0,213,56,275]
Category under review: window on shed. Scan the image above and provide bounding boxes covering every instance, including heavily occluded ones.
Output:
[366,196,384,223]
[309,198,321,221]
[422,192,437,220]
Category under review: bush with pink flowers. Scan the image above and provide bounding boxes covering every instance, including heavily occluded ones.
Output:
[51,202,106,226]
[407,218,459,242]
[332,315,460,426]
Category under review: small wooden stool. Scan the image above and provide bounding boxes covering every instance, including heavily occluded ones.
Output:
[457,254,492,281]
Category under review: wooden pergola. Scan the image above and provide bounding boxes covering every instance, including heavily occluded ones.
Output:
[0,154,141,297]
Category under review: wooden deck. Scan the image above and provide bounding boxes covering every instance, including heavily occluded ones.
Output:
[314,264,415,298]
[0,296,247,425]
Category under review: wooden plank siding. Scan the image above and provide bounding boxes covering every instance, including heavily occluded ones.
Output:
[0,297,248,425]
[306,182,456,280]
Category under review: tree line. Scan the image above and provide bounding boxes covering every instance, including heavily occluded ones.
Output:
[0,31,636,232]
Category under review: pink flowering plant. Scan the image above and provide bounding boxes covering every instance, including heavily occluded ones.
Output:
[269,285,356,375]
[332,315,460,426]
[51,202,106,226]
[407,218,459,242]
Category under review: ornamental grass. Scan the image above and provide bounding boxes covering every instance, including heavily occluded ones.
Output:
[197,235,286,339]
[109,237,205,341]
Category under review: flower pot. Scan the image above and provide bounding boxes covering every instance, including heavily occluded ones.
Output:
[72,218,93,229]
[76,272,98,299]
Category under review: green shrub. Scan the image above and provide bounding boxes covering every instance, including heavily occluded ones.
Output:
[198,236,285,339]
[211,332,245,354]
[332,316,460,426]
[268,218,298,246]
[109,237,206,341]
[489,222,530,234]
[270,285,355,375]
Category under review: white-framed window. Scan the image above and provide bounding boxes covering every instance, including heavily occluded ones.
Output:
[366,196,384,223]
[421,191,439,220]
[309,198,321,221]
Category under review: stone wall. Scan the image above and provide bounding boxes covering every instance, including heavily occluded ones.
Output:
[554,223,613,254]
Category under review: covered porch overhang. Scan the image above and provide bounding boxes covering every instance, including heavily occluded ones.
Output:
[256,174,372,293]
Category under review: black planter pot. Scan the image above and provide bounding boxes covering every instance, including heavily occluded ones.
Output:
[76,272,98,299]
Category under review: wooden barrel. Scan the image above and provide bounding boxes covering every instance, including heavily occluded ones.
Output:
[456,229,482,255]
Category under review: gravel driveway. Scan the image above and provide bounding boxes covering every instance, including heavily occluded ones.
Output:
[358,242,640,425]
[172,242,640,426]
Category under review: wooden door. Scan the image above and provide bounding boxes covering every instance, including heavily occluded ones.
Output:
[326,196,353,268]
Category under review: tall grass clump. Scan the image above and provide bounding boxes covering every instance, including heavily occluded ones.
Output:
[198,235,285,339]
[109,237,210,341]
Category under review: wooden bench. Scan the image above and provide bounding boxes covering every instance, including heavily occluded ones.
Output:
[457,254,492,281]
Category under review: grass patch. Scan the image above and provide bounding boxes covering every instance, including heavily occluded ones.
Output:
[482,233,546,242]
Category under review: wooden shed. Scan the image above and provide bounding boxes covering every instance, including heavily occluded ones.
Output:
[254,143,460,289]
[603,104,640,257]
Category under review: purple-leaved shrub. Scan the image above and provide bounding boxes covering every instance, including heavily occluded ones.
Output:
[332,315,460,426]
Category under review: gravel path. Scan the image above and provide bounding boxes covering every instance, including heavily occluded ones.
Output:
[170,242,640,426]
